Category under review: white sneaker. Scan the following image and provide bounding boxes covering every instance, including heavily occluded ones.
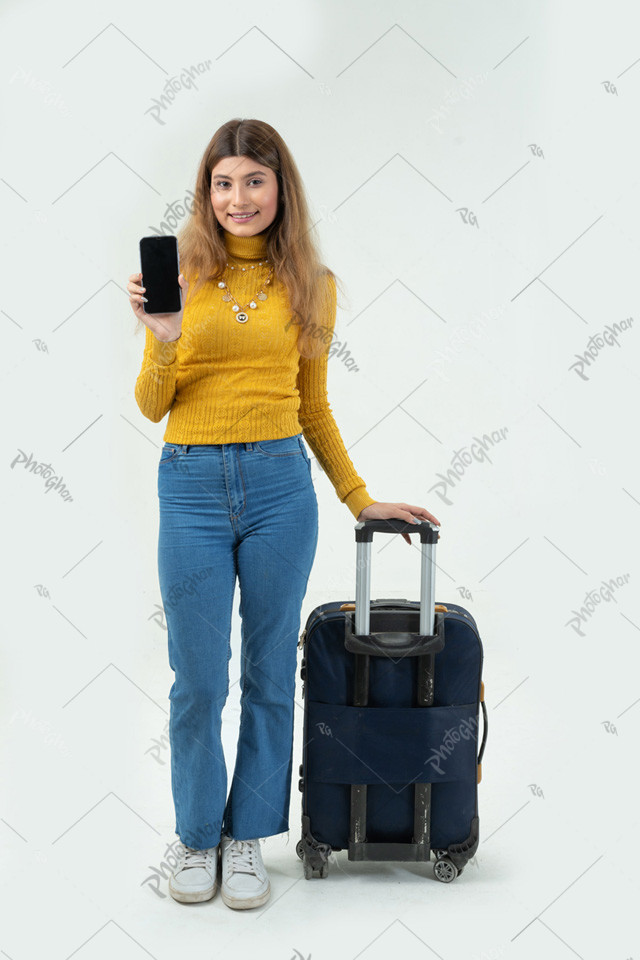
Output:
[220,834,271,909]
[169,842,219,903]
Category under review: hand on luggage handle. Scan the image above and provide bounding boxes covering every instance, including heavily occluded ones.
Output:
[354,518,440,543]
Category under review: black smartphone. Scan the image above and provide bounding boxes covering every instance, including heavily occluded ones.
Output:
[139,235,181,314]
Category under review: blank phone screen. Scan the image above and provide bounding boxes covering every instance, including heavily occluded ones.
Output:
[139,236,181,314]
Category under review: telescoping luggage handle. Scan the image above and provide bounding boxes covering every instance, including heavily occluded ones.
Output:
[348,518,444,657]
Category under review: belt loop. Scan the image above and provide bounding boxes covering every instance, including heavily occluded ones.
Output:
[245,441,253,451]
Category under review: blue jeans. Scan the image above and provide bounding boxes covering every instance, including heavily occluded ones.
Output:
[157,433,319,849]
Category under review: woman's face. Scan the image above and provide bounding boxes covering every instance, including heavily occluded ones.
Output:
[209,155,279,236]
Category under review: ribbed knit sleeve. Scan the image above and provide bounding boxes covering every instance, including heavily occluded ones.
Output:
[296,274,377,520]
[134,324,179,424]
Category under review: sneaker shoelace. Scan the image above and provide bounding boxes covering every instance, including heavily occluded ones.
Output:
[180,845,213,870]
[227,839,261,875]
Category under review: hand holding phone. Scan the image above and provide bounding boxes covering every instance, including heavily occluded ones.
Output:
[128,235,188,342]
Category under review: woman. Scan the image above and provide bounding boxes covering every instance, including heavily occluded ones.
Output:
[129,118,441,910]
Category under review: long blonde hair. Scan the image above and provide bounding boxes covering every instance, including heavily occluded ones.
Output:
[135,117,346,360]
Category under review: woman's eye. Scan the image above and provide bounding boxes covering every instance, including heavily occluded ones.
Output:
[214,179,263,189]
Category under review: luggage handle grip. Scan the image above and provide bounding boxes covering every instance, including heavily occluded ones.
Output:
[344,615,446,658]
[355,518,440,543]
[478,684,488,765]
[477,683,488,783]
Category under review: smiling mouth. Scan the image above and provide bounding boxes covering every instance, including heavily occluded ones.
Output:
[229,212,257,219]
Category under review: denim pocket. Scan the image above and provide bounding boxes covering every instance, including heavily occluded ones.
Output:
[298,437,312,471]
[254,435,302,457]
[159,443,179,464]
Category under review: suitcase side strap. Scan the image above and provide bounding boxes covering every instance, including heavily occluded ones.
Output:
[477,682,488,783]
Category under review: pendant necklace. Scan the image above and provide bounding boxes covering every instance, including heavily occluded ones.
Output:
[218,257,273,323]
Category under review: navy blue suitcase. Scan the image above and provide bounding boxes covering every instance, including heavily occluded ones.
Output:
[296,518,488,882]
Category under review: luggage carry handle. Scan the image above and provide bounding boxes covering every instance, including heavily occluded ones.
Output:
[346,518,444,658]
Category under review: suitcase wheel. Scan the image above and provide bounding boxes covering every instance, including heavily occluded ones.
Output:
[303,858,329,880]
[296,840,305,860]
[433,856,459,883]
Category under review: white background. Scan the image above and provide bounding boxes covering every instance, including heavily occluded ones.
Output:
[2,0,639,957]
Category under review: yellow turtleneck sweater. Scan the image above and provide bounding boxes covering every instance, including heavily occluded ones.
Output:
[134,228,377,519]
